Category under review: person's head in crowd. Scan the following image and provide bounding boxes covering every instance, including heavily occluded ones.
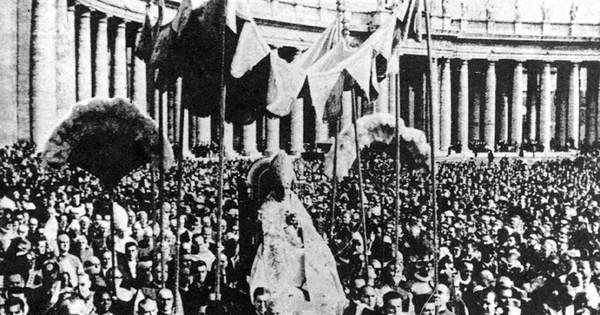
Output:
[192,234,207,254]
[201,215,212,228]
[27,217,38,235]
[84,257,101,275]
[5,271,25,289]
[578,260,593,282]
[142,226,154,244]
[420,302,437,315]
[3,297,26,315]
[252,287,271,315]
[201,226,213,243]
[127,210,136,227]
[194,260,208,284]
[106,267,124,290]
[179,267,193,289]
[381,261,403,288]
[132,222,144,241]
[157,288,174,315]
[138,298,158,315]
[348,277,366,301]
[55,294,86,315]
[137,211,149,228]
[100,250,112,270]
[77,273,92,298]
[497,285,519,312]
[459,261,474,281]
[477,289,498,315]
[125,242,138,262]
[137,261,153,285]
[526,233,541,249]
[93,289,113,315]
[381,291,409,315]
[542,239,558,258]
[358,285,377,310]
[99,221,110,238]
[433,284,451,311]
[154,264,169,286]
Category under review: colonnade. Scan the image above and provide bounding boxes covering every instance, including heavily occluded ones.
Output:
[3,1,600,156]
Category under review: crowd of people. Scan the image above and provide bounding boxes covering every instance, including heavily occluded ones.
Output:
[2,140,600,315]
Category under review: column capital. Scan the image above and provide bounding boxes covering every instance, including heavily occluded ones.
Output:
[95,11,108,21]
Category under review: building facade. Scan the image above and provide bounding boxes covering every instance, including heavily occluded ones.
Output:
[2,0,600,155]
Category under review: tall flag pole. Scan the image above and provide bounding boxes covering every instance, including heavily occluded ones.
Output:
[174,78,185,308]
[423,0,439,296]
[329,0,345,243]
[394,54,401,264]
[351,89,369,276]
[215,0,228,302]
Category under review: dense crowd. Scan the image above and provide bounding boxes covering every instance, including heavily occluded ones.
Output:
[2,140,600,315]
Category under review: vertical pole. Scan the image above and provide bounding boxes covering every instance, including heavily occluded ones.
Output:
[352,89,368,275]
[109,190,117,294]
[329,118,339,241]
[173,78,185,308]
[158,88,166,288]
[394,53,401,263]
[423,0,439,296]
[329,0,345,243]
[215,0,228,301]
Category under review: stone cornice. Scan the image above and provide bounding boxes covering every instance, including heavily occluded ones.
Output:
[77,0,600,61]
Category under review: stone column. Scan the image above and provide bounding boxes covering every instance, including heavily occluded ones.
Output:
[555,64,568,148]
[290,99,304,155]
[539,62,552,152]
[56,0,76,118]
[511,61,524,145]
[568,62,580,148]
[341,91,353,130]
[132,27,147,113]
[182,108,192,156]
[31,0,57,147]
[458,59,470,150]
[198,117,211,144]
[440,58,452,152]
[316,118,329,143]
[174,77,183,144]
[265,114,280,155]
[376,76,389,113]
[0,0,18,146]
[112,19,127,97]
[414,71,425,131]
[224,122,235,156]
[243,122,258,156]
[388,73,397,117]
[499,90,509,143]
[526,63,538,141]
[76,7,92,101]
[408,80,416,128]
[93,13,109,97]
[470,68,481,141]
[483,60,496,148]
[17,0,33,140]
[586,63,599,144]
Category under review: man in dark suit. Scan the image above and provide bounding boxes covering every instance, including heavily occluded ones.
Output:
[343,286,377,315]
